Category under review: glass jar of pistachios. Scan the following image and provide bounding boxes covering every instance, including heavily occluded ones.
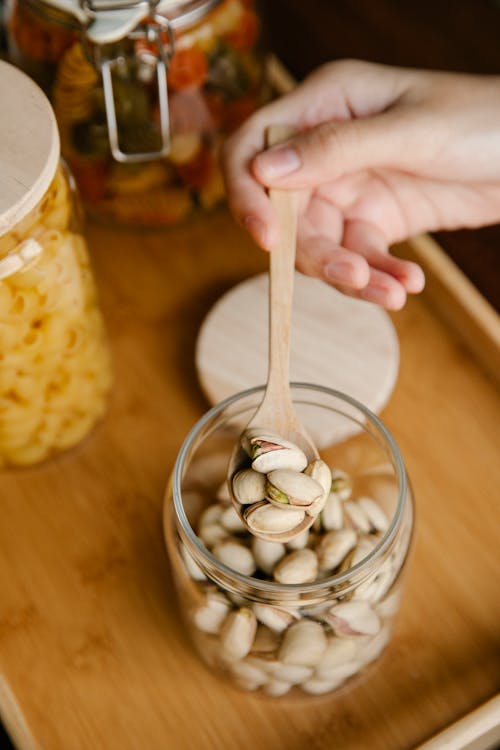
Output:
[163,384,414,697]
[0,61,111,468]
[6,0,268,226]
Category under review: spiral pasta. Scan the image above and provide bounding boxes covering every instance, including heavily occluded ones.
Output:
[0,165,111,468]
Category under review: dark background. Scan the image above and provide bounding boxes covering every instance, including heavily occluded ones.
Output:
[264,0,500,310]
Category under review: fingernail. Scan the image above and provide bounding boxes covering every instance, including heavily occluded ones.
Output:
[360,286,388,306]
[243,215,268,247]
[256,147,301,180]
[324,261,353,282]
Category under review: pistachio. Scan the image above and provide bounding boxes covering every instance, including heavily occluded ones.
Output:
[252,604,297,633]
[212,540,256,576]
[343,501,372,533]
[321,492,344,531]
[352,559,394,604]
[349,535,378,567]
[220,505,246,533]
[230,658,267,686]
[375,589,402,619]
[326,601,381,637]
[270,663,314,684]
[286,528,310,550]
[251,537,286,575]
[241,430,308,473]
[251,625,281,655]
[301,678,343,695]
[357,496,390,532]
[355,625,391,666]
[220,607,257,662]
[180,544,206,581]
[216,480,231,505]
[279,620,327,667]
[317,529,357,572]
[273,549,318,584]
[304,459,332,495]
[266,469,324,509]
[199,503,223,527]
[231,468,266,505]
[321,636,358,668]
[314,659,360,683]
[199,522,228,549]
[244,502,306,535]
[330,468,352,501]
[193,591,230,634]
[263,680,292,697]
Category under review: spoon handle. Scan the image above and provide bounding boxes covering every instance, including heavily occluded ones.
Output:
[265,125,299,418]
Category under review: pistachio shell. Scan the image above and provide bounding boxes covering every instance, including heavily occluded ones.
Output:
[198,522,228,549]
[317,529,357,572]
[263,680,292,697]
[304,459,332,494]
[314,659,360,683]
[244,502,306,535]
[285,528,310,550]
[301,678,342,695]
[279,620,328,667]
[273,548,318,584]
[252,603,297,633]
[241,430,308,473]
[357,496,390,532]
[266,469,324,509]
[326,601,381,637]
[212,540,256,576]
[230,658,267,686]
[321,492,344,531]
[220,505,246,533]
[251,537,286,575]
[231,468,266,505]
[321,636,359,668]
[220,607,257,662]
[343,501,371,533]
[251,625,281,655]
[330,468,352,501]
[180,544,206,581]
[193,591,230,634]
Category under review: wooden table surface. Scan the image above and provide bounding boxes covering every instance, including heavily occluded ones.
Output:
[0,210,498,750]
[264,0,500,312]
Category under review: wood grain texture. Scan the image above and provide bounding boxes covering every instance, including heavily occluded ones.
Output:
[0,209,498,750]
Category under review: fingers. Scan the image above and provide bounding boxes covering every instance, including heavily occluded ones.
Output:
[342,220,426,293]
[297,221,425,309]
[251,112,408,190]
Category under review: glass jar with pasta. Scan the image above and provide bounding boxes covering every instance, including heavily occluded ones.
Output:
[0,60,112,468]
[5,0,268,227]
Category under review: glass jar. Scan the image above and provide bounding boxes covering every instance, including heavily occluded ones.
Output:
[164,384,414,697]
[0,60,112,468]
[6,0,268,227]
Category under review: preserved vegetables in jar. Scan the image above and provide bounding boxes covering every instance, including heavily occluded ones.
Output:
[0,61,112,467]
[6,0,268,227]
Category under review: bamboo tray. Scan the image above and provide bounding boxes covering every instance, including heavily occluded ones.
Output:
[0,61,499,750]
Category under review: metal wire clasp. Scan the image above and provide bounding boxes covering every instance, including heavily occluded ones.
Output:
[81,0,172,163]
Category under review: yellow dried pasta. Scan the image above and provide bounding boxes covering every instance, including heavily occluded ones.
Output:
[0,165,112,468]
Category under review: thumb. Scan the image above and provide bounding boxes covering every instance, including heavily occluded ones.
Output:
[252,114,410,188]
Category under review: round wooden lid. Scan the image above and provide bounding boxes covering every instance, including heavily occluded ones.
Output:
[196,273,400,447]
[0,61,59,237]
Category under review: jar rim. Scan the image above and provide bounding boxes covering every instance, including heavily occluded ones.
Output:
[172,382,408,596]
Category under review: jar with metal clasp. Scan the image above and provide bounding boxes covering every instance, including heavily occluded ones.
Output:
[6,0,268,227]
[0,61,112,468]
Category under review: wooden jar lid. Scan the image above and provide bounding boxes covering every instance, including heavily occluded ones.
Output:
[0,61,59,236]
[196,272,400,447]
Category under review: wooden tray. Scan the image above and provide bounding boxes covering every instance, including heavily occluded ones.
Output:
[0,60,499,750]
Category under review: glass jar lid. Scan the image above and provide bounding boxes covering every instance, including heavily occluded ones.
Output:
[36,0,223,43]
[0,61,59,237]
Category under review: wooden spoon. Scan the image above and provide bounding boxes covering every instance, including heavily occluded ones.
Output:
[228,125,319,543]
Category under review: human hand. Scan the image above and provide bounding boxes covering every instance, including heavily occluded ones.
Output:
[221,60,500,308]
